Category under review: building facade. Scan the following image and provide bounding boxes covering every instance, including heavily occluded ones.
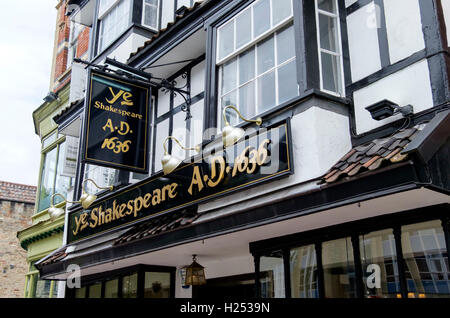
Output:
[0,181,35,298]
[36,0,449,299]
[17,0,91,298]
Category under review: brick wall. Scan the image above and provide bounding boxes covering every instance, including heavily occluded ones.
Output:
[0,200,34,298]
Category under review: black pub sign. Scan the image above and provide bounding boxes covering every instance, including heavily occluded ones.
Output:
[82,69,150,173]
[68,120,293,243]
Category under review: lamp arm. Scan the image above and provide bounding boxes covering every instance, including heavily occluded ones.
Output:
[50,193,79,207]
[163,136,199,154]
[222,105,262,127]
[82,178,114,193]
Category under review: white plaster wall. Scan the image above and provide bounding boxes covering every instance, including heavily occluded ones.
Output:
[345,0,358,7]
[107,33,149,63]
[191,60,205,97]
[442,0,450,47]
[198,106,352,214]
[353,59,433,134]
[69,62,87,104]
[202,255,254,280]
[161,0,175,30]
[384,0,425,64]
[347,2,382,82]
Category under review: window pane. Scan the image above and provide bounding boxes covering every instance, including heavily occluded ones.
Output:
[253,0,270,38]
[122,273,138,298]
[318,0,337,13]
[321,52,341,93]
[144,272,171,298]
[51,281,59,298]
[257,70,275,112]
[42,132,57,149]
[257,35,274,75]
[35,279,52,298]
[239,81,256,119]
[276,24,295,65]
[290,245,319,298]
[105,279,119,298]
[38,147,58,212]
[99,0,131,52]
[143,2,158,29]
[319,14,338,52]
[84,164,117,194]
[401,220,450,298]
[260,251,285,298]
[54,142,74,205]
[360,229,401,298]
[272,0,292,25]
[218,20,235,60]
[277,60,298,104]
[322,237,357,298]
[236,8,252,49]
[74,287,86,298]
[89,283,102,298]
[222,58,237,95]
[239,48,255,85]
[221,91,238,127]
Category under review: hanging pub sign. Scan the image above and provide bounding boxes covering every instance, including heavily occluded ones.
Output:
[68,119,293,243]
[82,69,150,173]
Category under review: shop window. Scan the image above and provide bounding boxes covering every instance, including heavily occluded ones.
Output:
[401,220,450,298]
[217,0,297,127]
[98,0,131,53]
[89,283,102,298]
[122,273,138,298]
[322,237,357,298]
[142,0,159,30]
[290,244,319,298]
[24,261,59,298]
[359,229,401,298]
[315,0,345,96]
[37,133,74,213]
[104,279,119,298]
[84,163,118,194]
[259,251,285,298]
[144,272,171,298]
[74,287,86,298]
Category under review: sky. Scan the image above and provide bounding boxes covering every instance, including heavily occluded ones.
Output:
[0,1,57,186]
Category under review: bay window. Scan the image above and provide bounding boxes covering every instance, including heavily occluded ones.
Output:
[142,0,160,30]
[217,0,298,127]
[98,0,132,53]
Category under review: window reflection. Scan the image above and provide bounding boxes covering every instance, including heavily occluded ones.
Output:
[260,251,285,298]
[322,237,356,298]
[290,244,318,298]
[360,229,400,298]
[122,273,138,298]
[401,220,450,298]
[144,272,171,298]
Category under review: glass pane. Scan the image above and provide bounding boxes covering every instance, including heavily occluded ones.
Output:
[236,8,252,49]
[144,272,171,298]
[54,142,74,205]
[222,58,237,95]
[145,0,158,5]
[218,20,235,60]
[144,3,158,29]
[51,281,59,298]
[277,24,295,65]
[318,0,337,13]
[221,91,238,127]
[278,60,298,104]
[401,220,450,298]
[74,287,86,298]
[84,164,117,194]
[154,118,169,172]
[260,251,285,298]
[319,14,338,52]
[105,279,119,298]
[38,147,58,212]
[322,237,357,298]
[99,0,131,52]
[239,81,256,120]
[360,229,401,298]
[89,283,102,298]
[272,0,292,25]
[239,48,255,85]
[321,52,341,94]
[42,132,57,149]
[290,245,319,298]
[35,279,52,298]
[257,70,275,112]
[257,35,274,75]
[253,0,270,38]
[122,273,138,298]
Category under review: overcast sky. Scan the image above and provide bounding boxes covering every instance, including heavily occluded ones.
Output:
[0,1,57,186]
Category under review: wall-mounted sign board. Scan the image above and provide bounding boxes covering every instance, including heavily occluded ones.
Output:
[69,119,293,243]
[82,69,150,173]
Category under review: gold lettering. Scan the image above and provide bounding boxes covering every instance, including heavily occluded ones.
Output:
[105,208,112,223]
[119,203,127,218]
[73,215,82,236]
[112,200,121,220]
[207,156,226,188]
[168,183,178,199]
[80,214,89,232]
[152,189,161,205]
[188,166,204,195]
[126,200,134,215]
[143,193,152,208]
[90,209,98,228]
[106,87,124,104]
[102,118,114,132]
[134,197,144,217]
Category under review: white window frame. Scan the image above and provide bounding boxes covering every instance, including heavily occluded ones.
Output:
[142,0,160,31]
[97,0,132,53]
[314,0,346,97]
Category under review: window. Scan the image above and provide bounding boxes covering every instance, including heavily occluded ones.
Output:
[67,21,83,69]
[144,272,171,298]
[84,163,118,194]
[37,132,75,213]
[122,273,138,298]
[217,0,297,127]
[24,262,59,298]
[315,0,345,96]
[290,244,319,298]
[98,0,131,53]
[142,0,160,30]
[260,251,285,298]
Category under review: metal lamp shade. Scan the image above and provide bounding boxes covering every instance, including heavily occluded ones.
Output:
[161,153,182,175]
[222,124,245,148]
[80,193,97,209]
[184,260,206,286]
